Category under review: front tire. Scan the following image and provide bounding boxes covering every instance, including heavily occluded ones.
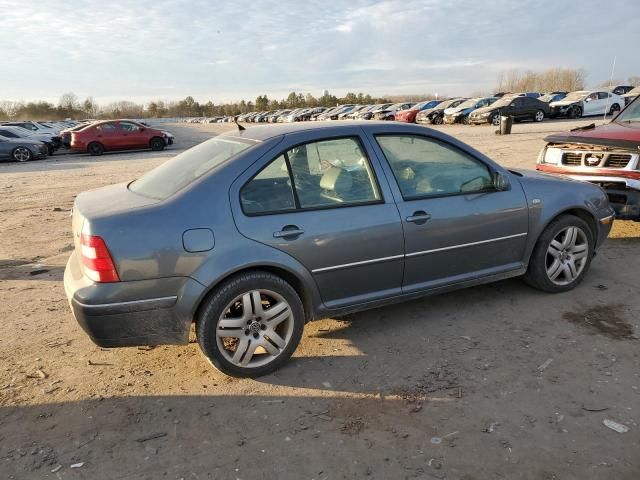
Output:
[12,147,32,162]
[490,113,501,126]
[523,215,594,293]
[568,106,582,119]
[197,271,305,377]
[432,114,443,125]
[150,137,165,151]
[609,103,621,115]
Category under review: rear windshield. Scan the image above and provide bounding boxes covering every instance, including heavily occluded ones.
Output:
[129,136,255,200]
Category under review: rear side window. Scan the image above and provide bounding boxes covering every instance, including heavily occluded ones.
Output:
[240,137,381,215]
[130,136,254,200]
[96,123,117,131]
[376,135,494,199]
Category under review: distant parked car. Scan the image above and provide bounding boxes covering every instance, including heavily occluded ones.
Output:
[606,85,634,96]
[2,121,60,135]
[0,134,48,161]
[443,97,497,124]
[0,125,60,155]
[511,92,542,98]
[538,93,567,104]
[395,100,442,123]
[60,123,92,148]
[415,98,468,125]
[622,86,640,105]
[549,90,625,119]
[70,120,168,156]
[355,104,392,120]
[372,103,415,121]
[468,96,549,125]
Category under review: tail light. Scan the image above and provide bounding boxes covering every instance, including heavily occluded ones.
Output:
[80,234,120,282]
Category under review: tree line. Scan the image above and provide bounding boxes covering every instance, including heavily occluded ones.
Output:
[1,68,637,121]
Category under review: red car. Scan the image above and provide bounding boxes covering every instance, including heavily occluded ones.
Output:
[536,96,640,220]
[70,120,167,155]
[395,100,442,123]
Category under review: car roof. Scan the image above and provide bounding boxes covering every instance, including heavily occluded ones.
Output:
[219,120,422,142]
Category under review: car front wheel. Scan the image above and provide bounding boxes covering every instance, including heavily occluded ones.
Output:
[12,147,32,162]
[609,103,621,115]
[568,106,582,119]
[490,113,501,126]
[150,137,165,151]
[197,271,305,377]
[431,115,443,125]
[523,215,594,293]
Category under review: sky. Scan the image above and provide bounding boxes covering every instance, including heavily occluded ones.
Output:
[1,0,638,104]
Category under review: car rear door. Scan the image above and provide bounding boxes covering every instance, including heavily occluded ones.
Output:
[94,122,120,149]
[230,130,404,309]
[366,129,529,293]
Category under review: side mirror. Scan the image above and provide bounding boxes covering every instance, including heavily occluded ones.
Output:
[493,172,511,191]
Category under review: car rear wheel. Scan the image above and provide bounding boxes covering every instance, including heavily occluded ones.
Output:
[523,215,594,293]
[12,147,32,162]
[568,106,582,119]
[87,142,104,156]
[150,137,165,151]
[197,271,305,377]
[534,110,545,122]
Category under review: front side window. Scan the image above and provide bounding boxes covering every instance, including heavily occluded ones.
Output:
[376,135,494,199]
[120,121,141,132]
[241,137,381,215]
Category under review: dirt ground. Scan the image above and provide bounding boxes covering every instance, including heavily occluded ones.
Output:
[1,119,639,480]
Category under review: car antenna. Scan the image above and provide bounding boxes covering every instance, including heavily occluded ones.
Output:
[234,119,245,131]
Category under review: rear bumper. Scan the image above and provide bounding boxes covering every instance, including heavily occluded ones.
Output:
[64,251,206,347]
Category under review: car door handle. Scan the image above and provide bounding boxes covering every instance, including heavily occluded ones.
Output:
[273,226,305,239]
[405,211,431,223]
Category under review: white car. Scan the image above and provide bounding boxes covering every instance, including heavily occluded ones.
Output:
[549,90,625,118]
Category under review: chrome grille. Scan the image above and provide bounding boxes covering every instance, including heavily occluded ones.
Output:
[562,152,582,166]
[605,154,632,168]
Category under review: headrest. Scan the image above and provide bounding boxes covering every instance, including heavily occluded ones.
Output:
[320,167,352,195]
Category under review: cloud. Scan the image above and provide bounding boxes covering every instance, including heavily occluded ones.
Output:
[0,0,638,103]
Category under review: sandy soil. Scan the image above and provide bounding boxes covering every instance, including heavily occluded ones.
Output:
[1,119,639,480]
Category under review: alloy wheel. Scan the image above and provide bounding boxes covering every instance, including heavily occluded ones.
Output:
[215,289,294,368]
[545,226,589,286]
[13,147,32,162]
[535,110,544,122]
[491,113,500,126]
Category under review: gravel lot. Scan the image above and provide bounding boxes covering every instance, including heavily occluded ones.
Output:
[1,120,639,480]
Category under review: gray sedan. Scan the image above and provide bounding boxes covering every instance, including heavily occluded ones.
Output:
[64,122,615,377]
[0,135,48,161]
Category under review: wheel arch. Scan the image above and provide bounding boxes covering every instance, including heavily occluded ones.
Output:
[192,264,316,327]
[535,207,598,250]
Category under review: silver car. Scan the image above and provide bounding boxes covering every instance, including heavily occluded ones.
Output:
[64,122,615,377]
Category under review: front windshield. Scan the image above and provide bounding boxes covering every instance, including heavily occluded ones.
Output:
[416,100,439,110]
[130,136,255,200]
[615,98,640,124]
[563,91,588,101]
[626,86,640,96]
[489,97,513,108]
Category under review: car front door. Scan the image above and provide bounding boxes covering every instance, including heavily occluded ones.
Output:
[118,121,146,148]
[368,132,529,293]
[583,93,600,115]
[510,98,524,119]
[231,132,404,309]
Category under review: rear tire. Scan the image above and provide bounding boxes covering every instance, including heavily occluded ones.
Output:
[534,110,545,122]
[87,142,104,156]
[196,271,305,377]
[150,137,165,151]
[523,215,594,293]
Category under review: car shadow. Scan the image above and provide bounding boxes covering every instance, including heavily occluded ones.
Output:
[0,259,65,281]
